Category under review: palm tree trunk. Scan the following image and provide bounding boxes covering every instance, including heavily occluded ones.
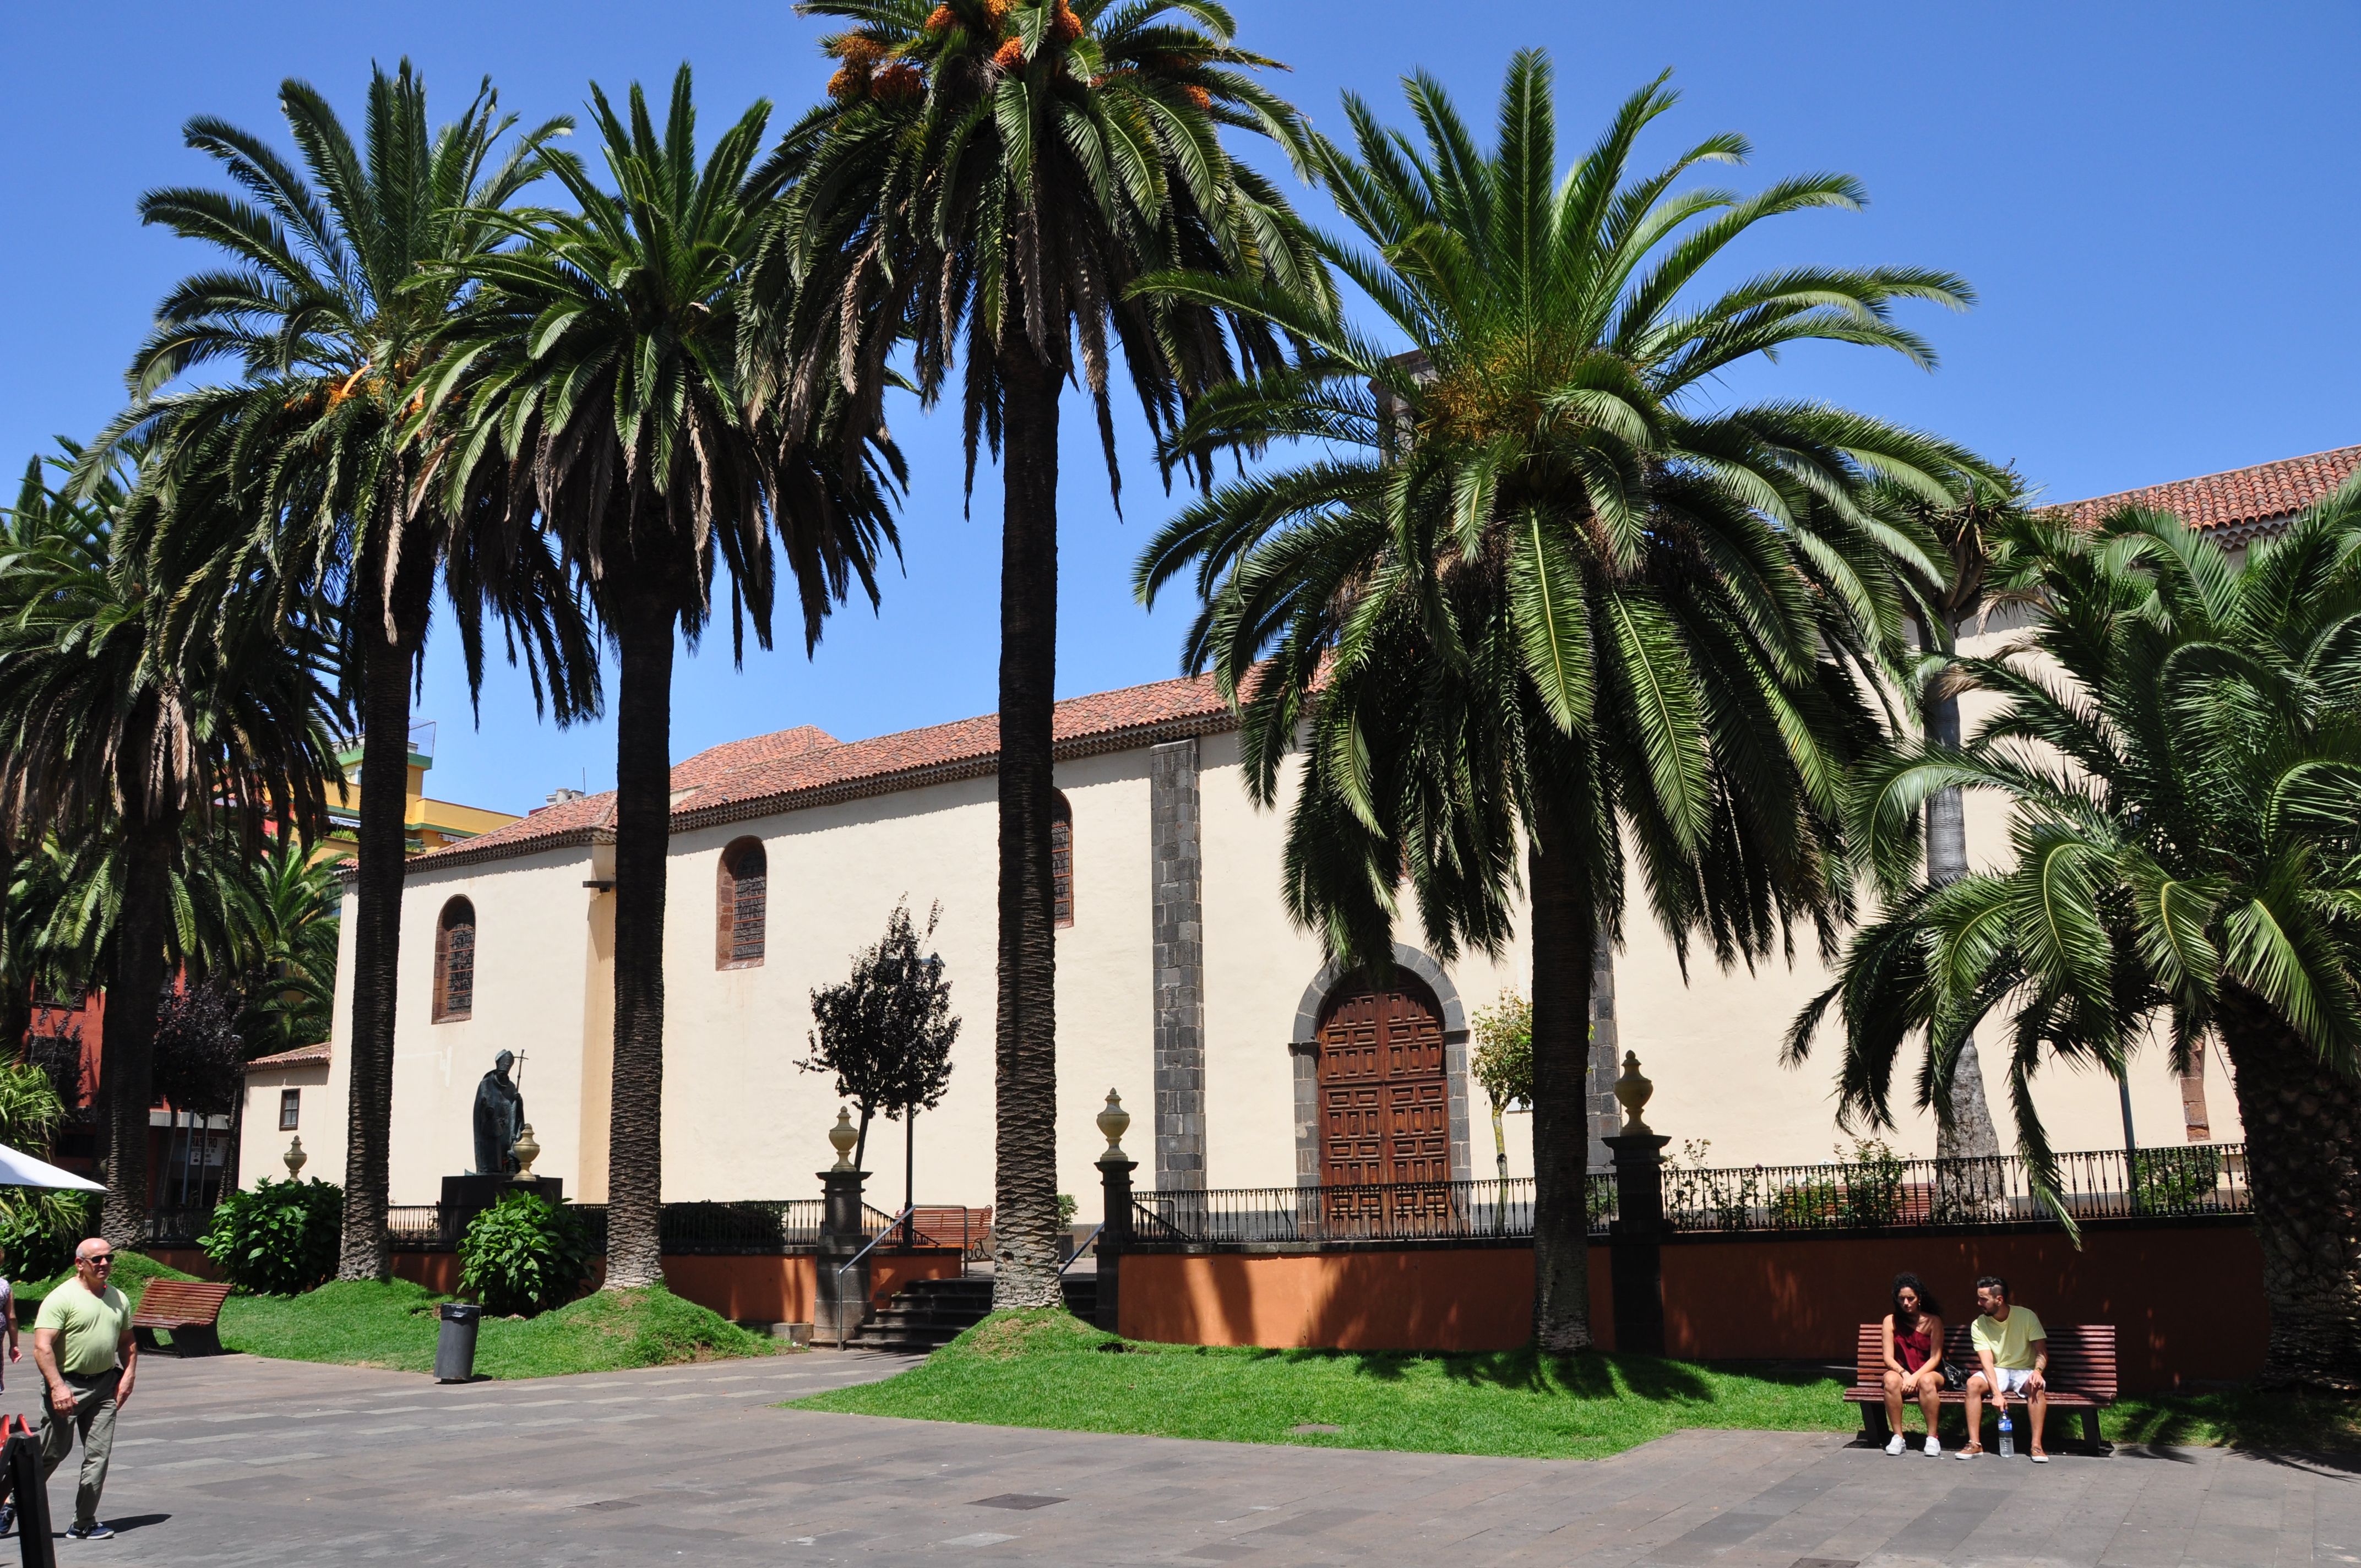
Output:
[99,823,175,1248]
[0,839,27,1061]
[604,582,677,1291]
[991,342,1064,1311]
[338,613,423,1281]
[1528,831,1595,1353]
[2216,982,2361,1390]
[1924,686,2002,1163]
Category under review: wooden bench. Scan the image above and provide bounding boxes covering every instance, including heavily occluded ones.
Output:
[131,1282,233,1357]
[905,1206,992,1259]
[1846,1321,2117,1450]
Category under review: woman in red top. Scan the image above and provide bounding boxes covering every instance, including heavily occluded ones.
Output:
[1881,1272,1946,1455]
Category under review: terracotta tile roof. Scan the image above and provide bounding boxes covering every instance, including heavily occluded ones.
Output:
[243,1042,330,1070]
[2057,444,2361,542]
[402,670,1241,874]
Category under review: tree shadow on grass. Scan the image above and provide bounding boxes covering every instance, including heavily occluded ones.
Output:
[2111,1391,2361,1468]
[1439,1349,1712,1401]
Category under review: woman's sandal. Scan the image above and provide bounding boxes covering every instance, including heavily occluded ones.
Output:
[2030,1449,2049,1463]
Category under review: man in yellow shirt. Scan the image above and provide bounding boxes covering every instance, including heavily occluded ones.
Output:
[32,1238,137,1539]
[1960,1273,2047,1462]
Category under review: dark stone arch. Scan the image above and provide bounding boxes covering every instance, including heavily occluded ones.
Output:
[1286,944,1471,1186]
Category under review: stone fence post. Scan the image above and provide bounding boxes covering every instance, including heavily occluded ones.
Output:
[1602,1052,1669,1355]
[815,1110,869,1346]
[1094,1090,1136,1335]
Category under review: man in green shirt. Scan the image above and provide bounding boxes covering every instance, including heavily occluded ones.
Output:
[1960,1273,2047,1462]
[32,1238,137,1539]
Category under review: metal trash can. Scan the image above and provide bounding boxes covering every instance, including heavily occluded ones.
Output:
[434,1302,483,1383]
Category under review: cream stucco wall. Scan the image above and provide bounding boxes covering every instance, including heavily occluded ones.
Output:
[314,644,2237,1217]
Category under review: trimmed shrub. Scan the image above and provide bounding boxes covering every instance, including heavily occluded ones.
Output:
[459,1193,593,1317]
[201,1178,342,1295]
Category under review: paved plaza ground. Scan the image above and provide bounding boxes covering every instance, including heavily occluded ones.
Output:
[0,1348,2348,1566]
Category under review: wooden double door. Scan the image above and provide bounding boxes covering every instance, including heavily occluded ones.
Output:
[1314,977,1451,1192]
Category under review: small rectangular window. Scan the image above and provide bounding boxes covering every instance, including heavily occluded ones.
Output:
[279,1088,301,1131]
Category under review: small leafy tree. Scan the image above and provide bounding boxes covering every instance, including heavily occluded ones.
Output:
[201,1177,342,1294]
[154,979,244,1119]
[459,1192,593,1316]
[1468,993,1535,1185]
[798,901,960,1172]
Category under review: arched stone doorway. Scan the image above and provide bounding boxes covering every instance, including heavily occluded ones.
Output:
[1288,945,1472,1191]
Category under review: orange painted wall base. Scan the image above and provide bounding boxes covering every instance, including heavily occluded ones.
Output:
[386,1248,965,1325]
[1117,1223,2264,1392]
[1119,1246,1618,1353]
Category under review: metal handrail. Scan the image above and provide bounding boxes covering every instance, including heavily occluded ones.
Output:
[1057,1223,1104,1275]
[834,1204,916,1288]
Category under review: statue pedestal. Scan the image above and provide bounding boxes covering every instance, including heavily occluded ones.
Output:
[440,1174,564,1243]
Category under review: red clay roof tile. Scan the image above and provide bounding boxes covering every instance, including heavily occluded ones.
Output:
[243,1041,330,1069]
[405,671,1238,872]
[2058,444,2361,538]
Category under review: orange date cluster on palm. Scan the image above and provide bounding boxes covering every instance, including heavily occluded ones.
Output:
[1048,0,1083,43]
[826,35,891,101]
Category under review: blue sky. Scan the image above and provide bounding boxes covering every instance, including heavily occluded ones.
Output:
[6,3,2355,814]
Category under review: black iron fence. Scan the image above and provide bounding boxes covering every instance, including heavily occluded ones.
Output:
[1131,1176,1598,1246]
[1124,1144,2249,1249]
[377,1197,906,1254]
[137,1206,215,1248]
[1658,1143,2248,1233]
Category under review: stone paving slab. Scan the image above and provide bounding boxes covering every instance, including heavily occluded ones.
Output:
[0,1349,2353,1565]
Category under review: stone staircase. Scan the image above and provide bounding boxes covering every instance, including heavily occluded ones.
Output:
[844,1273,1098,1353]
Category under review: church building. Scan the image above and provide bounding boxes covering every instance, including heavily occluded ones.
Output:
[241,445,2361,1217]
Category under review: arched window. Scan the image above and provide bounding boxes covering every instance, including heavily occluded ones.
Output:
[433,897,476,1022]
[1050,792,1074,928]
[717,838,768,968]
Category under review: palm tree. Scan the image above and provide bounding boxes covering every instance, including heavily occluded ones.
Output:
[1794,486,2361,1391]
[780,0,1331,1309]
[1879,473,2041,1163]
[422,66,898,1288]
[0,440,340,1244]
[120,62,599,1280]
[211,830,341,1058]
[1138,58,1989,1351]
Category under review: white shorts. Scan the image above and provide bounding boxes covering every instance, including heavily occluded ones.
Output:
[1983,1366,2039,1395]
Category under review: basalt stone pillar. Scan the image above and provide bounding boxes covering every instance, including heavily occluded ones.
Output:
[1603,1132,1671,1354]
[1150,739,1206,1190]
[816,1167,870,1346]
[1095,1154,1135,1335]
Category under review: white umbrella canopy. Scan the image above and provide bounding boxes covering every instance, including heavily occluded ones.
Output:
[0,1144,105,1192]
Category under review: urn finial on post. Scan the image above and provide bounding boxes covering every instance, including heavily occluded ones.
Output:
[509,1124,542,1183]
[284,1135,307,1181]
[1096,1088,1131,1164]
[827,1107,859,1170]
[1613,1051,1655,1134]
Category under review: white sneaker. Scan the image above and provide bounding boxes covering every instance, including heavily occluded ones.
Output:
[1885,1433,1906,1456]
[1923,1435,1942,1456]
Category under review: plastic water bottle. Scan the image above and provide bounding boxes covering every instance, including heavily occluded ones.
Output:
[1998,1409,2015,1458]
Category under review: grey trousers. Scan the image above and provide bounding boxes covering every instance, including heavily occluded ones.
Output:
[38,1368,118,1528]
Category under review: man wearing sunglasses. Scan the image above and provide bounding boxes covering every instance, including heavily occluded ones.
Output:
[30,1239,137,1541]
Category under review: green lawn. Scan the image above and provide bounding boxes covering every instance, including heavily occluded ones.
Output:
[21,1257,776,1380]
[217,1279,777,1378]
[792,1310,2361,1460]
